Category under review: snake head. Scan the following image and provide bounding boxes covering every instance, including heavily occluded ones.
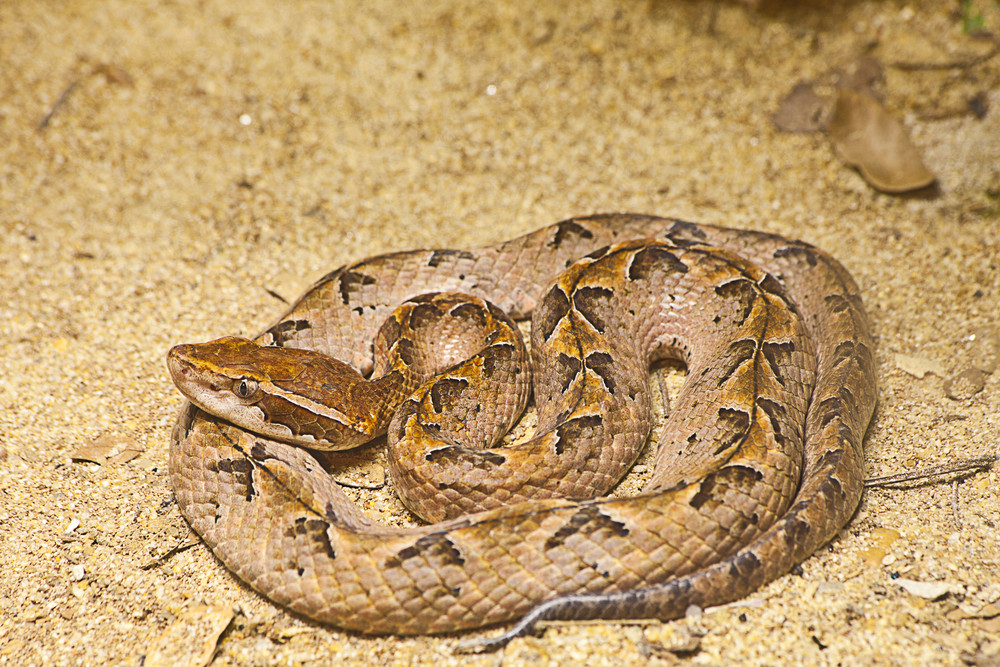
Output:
[167,336,381,450]
[167,335,267,412]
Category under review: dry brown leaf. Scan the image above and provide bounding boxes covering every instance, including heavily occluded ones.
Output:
[110,445,144,464]
[982,615,1000,634]
[773,83,830,133]
[95,63,134,87]
[837,56,884,96]
[894,353,945,379]
[944,367,987,400]
[144,605,234,667]
[946,602,1000,621]
[69,444,112,465]
[860,527,900,567]
[827,89,936,193]
[70,434,144,465]
[896,578,955,600]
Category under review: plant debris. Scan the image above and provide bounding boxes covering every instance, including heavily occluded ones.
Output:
[894,353,945,379]
[144,605,234,667]
[69,434,144,465]
[773,83,829,133]
[826,89,936,193]
[944,367,988,400]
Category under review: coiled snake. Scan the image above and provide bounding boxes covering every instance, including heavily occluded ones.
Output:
[168,214,875,649]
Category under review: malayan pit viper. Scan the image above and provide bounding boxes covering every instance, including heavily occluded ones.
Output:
[168,214,875,650]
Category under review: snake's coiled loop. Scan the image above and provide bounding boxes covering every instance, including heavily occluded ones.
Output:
[169,215,875,646]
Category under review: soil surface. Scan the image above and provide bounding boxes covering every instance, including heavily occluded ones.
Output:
[1,1,999,665]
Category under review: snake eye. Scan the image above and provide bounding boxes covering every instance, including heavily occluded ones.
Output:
[233,378,259,399]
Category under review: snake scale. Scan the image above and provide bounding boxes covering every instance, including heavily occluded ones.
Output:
[168,214,875,649]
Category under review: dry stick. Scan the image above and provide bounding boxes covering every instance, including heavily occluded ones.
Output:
[890,33,1000,71]
[37,80,78,131]
[141,538,198,570]
[864,454,997,488]
[264,287,289,304]
[952,480,962,529]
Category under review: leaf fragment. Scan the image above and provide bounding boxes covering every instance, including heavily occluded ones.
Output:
[773,83,830,133]
[896,578,954,600]
[827,89,936,193]
[144,605,234,667]
[894,353,945,379]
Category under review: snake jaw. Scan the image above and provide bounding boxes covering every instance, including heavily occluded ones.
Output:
[167,343,252,409]
[167,338,379,449]
[167,341,299,444]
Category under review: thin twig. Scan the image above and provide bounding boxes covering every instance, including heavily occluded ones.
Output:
[264,287,289,304]
[37,80,79,131]
[890,33,999,71]
[864,454,997,488]
[141,538,198,570]
[952,479,962,529]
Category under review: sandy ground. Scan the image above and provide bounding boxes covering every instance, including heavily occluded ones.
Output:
[2,1,999,665]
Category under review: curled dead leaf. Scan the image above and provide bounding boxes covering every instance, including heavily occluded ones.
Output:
[773,83,830,133]
[944,366,987,400]
[70,434,144,465]
[894,353,945,379]
[837,57,884,96]
[827,89,936,193]
[144,605,234,667]
[896,578,955,600]
[95,63,134,87]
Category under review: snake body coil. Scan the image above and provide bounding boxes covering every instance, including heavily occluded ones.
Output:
[168,214,875,647]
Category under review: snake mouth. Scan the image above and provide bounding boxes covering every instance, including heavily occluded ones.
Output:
[166,345,232,405]
[166,345,196,389]
[166,345,273,435]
